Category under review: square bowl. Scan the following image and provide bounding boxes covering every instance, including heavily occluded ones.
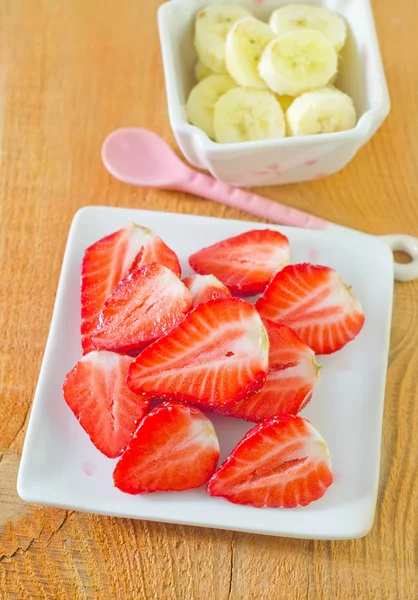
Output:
[17,206,394,539]
[158,0,390,187]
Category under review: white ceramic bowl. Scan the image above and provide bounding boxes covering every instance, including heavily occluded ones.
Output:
[158,0,390,187]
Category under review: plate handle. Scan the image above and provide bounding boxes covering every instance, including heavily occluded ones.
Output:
[379,234,418,282]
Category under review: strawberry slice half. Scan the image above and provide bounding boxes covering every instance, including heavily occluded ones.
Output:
[93,263,192,353]
[212,321,320,422]
[127,298,269,407]
[188,229,289,296]
[256,263,365,354]
[182,274,231,306]
[81,224,180,354]
[63,350,150,458]
[113,401,220,494]
[207,414,333,508]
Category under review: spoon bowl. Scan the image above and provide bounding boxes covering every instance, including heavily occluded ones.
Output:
[102,128,190,188]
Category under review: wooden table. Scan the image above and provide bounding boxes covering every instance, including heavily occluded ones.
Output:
[1,1,417,598]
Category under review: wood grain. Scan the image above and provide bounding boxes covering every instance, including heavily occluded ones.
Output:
[0,0,417,598]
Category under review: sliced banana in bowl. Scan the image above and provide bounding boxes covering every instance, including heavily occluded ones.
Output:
[286,87,357,136]
[186,4,357,145]
[269,3,347,53]
[194,3,251,74]
[195,61,214,82]
[187,74,237,140]
[213,87,286,143]
[258,29,338,97]
[159,0,389,180]
[225,17,275,88]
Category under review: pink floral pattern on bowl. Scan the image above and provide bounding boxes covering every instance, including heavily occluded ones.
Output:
[253,163,281,176]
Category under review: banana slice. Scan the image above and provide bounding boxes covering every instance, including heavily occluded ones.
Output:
[194,4,252,74]
[187,74,237,139]
[213,88,285,143]
[195,60,213,82]
[286,87,356,136]
[258,30,338,96]
[269,4,347,53]
[225,17,275,88]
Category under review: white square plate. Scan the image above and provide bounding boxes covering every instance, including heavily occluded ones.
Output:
[18,206,394,539]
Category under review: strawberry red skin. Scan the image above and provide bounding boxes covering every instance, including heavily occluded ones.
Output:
[92,263,192,353]
[189,229,289,296]
[207,414,333,508]
[127,298,269,408]
[63,350,150,458]
[81,224,180,354]
[211,321,319,422]
[113,401,220,494]
[256,263,365,354]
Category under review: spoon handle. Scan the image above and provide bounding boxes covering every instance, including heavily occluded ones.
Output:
[179,171,327,230]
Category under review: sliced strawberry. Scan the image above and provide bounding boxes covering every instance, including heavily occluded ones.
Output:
[81,224,180,354]
[189,229,289,296]
[207,414,333,508]
[256,263,365,354]
[213,321,320,422]
[63,350,150,458]
[182,274,231,306]
[93,263,192,353]
[127,298,269,407]
[113,401,220,494]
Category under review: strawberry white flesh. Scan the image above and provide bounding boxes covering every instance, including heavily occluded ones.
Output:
[256,263,365,354]
[183,274,231,306]
[63,350,150,458]
[127,298,269,407]
[207,415,333,508]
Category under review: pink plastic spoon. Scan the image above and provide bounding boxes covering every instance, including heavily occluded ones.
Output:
[102,128,325,229]
[102,128,418,282]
